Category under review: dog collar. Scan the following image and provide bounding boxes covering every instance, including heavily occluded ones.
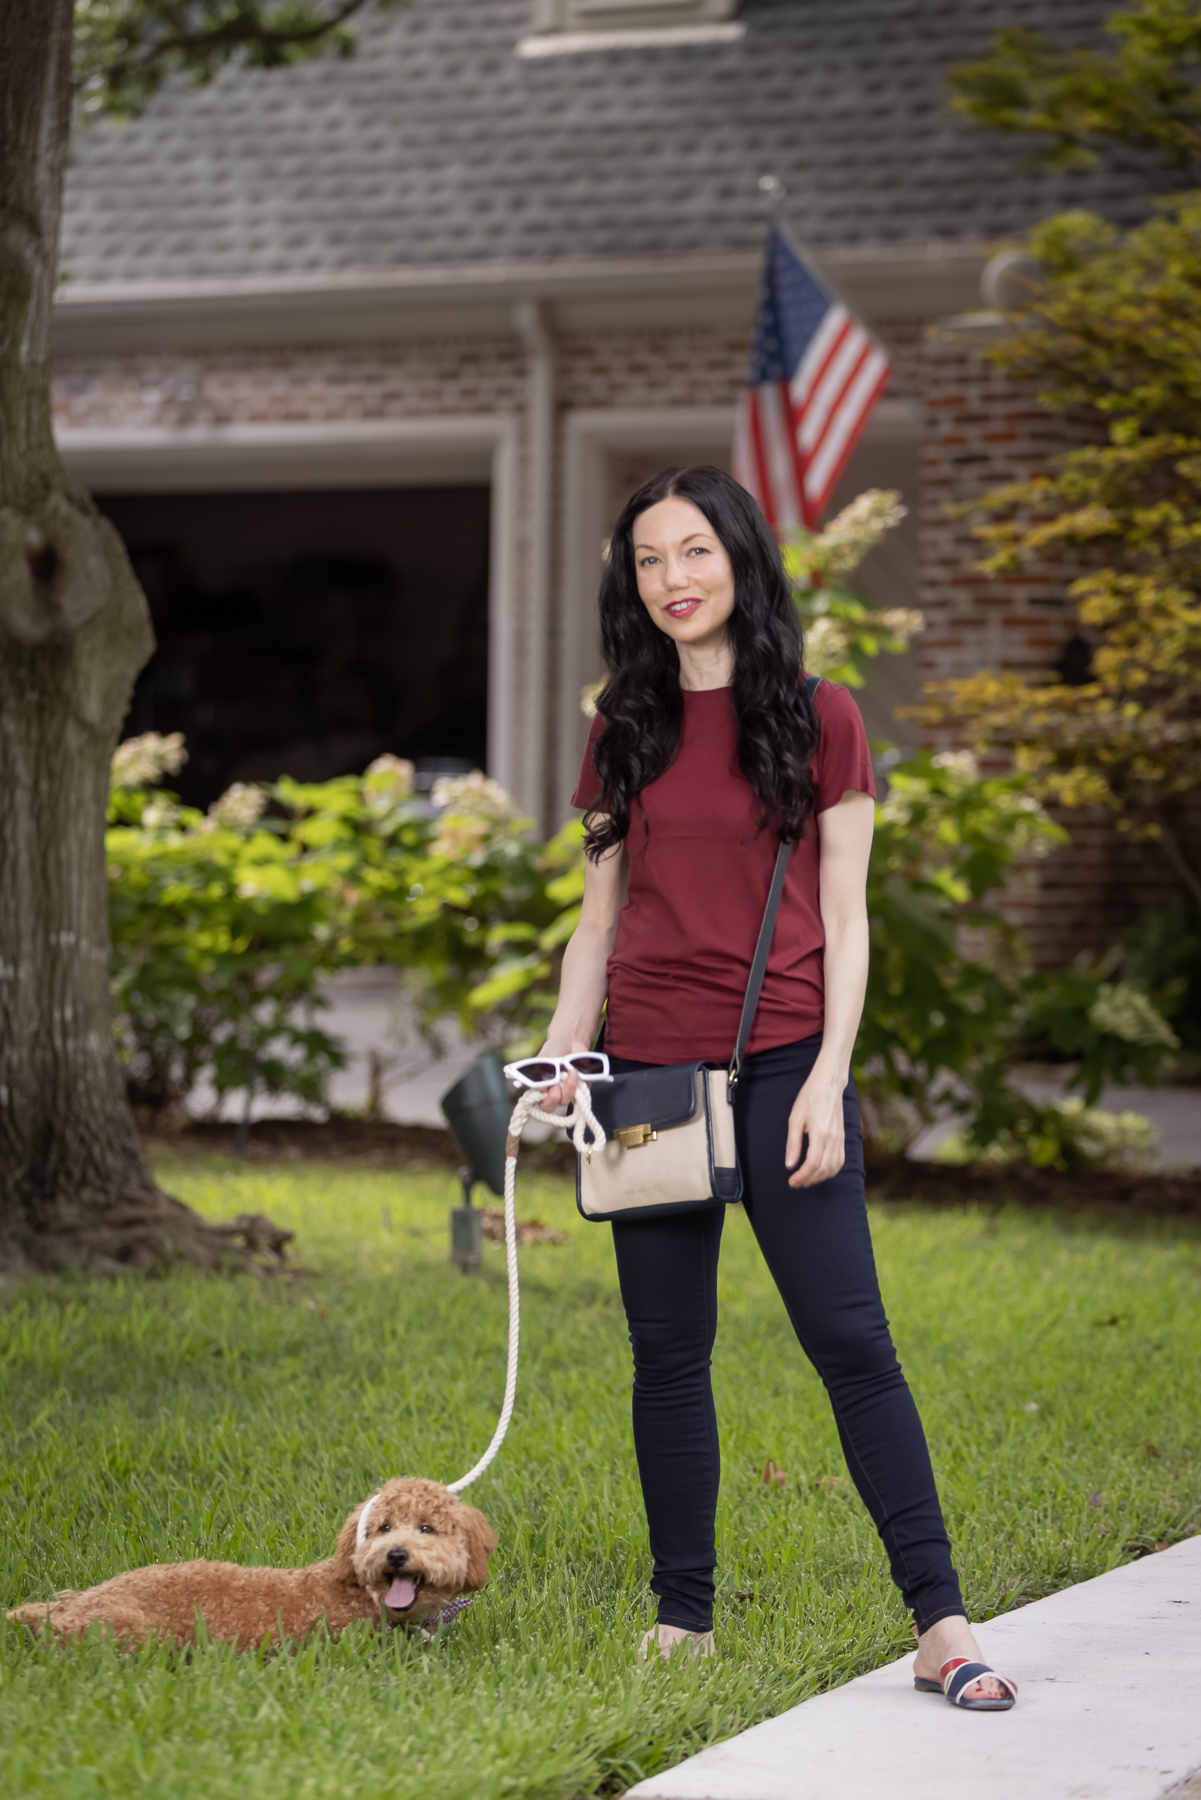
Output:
[436,1594,475,1627]
[387,1593,475,1633]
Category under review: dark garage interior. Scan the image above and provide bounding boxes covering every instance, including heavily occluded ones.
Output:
[101,486,491,809]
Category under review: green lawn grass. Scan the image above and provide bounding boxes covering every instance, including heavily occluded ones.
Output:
[2,1158,1200,1800]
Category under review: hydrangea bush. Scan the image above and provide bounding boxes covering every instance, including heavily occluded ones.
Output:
[858,751,1178,1165]
[106,742,563,1116]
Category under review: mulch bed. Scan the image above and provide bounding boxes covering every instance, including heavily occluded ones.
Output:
[141,1116,1201,1219]
[864,1155,1201,1220]
[140,1115,578,1175]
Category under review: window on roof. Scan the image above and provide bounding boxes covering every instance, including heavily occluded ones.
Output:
[523,0,744,54]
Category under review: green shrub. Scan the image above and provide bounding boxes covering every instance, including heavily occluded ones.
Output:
[856,749,1061,1153]
[855,750,1179,1160]
[108,767,352,1113]
[1017,961,1181,1104]
[1120,899,1201,1053]
[107,743,564,1115]
[937,1097,1159,1172]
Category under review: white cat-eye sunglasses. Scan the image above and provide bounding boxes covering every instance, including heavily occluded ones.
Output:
[502,1052,612,1090]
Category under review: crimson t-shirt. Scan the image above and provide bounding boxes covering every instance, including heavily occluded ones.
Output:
[571,680,875,1064]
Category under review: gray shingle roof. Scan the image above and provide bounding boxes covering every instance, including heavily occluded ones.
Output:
[61,0,1153,284]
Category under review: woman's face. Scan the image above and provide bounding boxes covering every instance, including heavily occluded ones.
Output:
[631,496,736,654]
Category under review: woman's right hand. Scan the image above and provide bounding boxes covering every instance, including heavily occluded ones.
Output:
[533,1038,586,1114]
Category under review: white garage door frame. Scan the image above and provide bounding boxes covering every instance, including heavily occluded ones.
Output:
[55,415,522,802]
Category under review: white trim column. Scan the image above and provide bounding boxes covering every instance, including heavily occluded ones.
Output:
[513,301,556,824]
[485,420,521,799]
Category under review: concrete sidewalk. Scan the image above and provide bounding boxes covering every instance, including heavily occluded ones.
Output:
[628,1536,1201,1800]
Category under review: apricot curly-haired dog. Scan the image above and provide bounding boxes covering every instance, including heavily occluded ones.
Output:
[6,1478,497,1651]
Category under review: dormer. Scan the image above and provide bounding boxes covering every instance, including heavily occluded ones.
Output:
[520,0,744,55]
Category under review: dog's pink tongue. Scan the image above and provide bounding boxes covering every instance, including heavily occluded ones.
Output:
[385,1576,418,1611]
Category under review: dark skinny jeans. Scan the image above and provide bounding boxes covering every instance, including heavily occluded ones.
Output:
[609,1034,964,1635]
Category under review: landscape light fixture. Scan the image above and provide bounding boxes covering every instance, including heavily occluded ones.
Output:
[439,1054,513,1274]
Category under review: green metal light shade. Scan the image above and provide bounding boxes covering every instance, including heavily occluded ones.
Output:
[440,1053,512,1197]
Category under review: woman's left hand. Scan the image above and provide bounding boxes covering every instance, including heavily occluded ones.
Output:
[785,1069,847,1189]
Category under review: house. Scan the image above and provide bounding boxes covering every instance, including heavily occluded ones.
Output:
[54,0,1167,960]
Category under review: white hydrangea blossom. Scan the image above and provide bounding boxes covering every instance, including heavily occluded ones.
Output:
[431,771,516,820]
[431,770,519,858]
[206,782,268,830]
[365,754,415,795]
[812,489,908,580]
[580,681,603,719]
[932,750,981,780]
[939,1098,1159,1171]
[1053,1099,1159,1168]
[803,616,851,675]
[111,731,187,788]
[1088,981,1181,1050]
[875,606,925,642]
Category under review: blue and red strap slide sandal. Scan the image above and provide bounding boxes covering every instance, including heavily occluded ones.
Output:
[915,1656,1018,1711]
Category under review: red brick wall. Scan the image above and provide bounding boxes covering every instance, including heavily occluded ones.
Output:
[999,807,1191,966]
[556,328,743,411]
[917,320,1092,696]
[917,320,1187,964]
[52,339,527,428]
[555,319,923,414]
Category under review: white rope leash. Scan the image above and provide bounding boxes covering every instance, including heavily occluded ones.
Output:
[444,1080,604,1495]
[357,1081,604,1542]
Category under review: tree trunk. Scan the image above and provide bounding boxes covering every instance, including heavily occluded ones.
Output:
[0,0,240,1272]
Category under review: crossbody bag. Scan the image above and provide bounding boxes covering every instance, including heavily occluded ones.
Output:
[574,674,822,1223]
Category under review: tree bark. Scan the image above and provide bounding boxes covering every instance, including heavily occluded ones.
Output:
[0,0,240,1272]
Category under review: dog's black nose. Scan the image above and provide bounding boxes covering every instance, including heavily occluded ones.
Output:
[385,1546,410,1570]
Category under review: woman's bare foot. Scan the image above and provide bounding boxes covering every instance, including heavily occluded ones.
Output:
[913,1615,1008,1702]
[638,1624,716,1662]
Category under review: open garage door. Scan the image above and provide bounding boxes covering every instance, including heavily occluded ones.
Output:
[100,486,490,808]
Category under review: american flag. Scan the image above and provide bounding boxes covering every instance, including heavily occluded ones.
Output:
[733,222,891,531]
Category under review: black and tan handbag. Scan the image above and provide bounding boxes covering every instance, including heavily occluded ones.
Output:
[575,827,795,1223]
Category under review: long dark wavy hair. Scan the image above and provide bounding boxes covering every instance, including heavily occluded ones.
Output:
[585,465,819,860]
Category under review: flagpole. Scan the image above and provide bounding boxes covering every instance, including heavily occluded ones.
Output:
[757,173,785,212]
[756,175,854,322]
[756,172,891,377]
[756,174,839,302]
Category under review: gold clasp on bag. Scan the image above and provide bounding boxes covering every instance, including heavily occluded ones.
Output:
[616,1123,658,1149]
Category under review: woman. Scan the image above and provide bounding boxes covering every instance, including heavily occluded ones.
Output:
[537,466,1015,1710]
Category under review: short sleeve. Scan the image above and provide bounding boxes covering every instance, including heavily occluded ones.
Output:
[571,712,606,812]
[810,681,876,811]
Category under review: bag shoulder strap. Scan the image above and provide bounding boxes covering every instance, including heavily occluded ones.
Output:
[727,673,823,1096]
